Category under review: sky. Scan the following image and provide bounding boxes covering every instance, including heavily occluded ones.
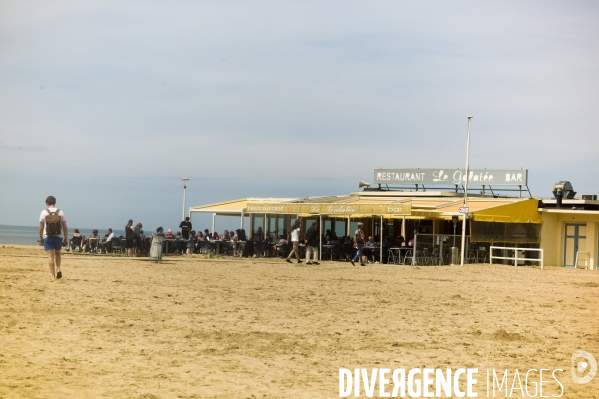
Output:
[1,0,598,233]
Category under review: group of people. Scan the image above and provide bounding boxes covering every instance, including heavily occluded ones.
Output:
[61,215,240,258]
[280,221,412,267]
[38,195,412,281]
[283,221,368,266]
[66,228,116,254]
[159,217,243,256]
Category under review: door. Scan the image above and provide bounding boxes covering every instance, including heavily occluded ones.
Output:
[564,223,586,267]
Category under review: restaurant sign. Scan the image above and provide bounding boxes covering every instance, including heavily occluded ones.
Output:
[246,203,411,216]
[374,168,528,186]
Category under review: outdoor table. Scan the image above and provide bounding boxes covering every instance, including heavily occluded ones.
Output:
[164,238,173,254]
[164,238,184,255]
[207,240,223,255]
[321,244,334,260]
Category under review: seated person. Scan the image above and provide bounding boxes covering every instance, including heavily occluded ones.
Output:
[100,228,115,253]
[395,235,406,247]
[212,231,220,240]
[230,230,238,241]
[87,229,100,253]
[342,236,355,261]
[255,227,264,241]
[221,230,230,241]
[383,236,393,247]
[165,229,173,238]
[173,231,183,255]
[274,235,287,256]
[263,233,273,256]
[365,236,376,247]
[203,229,211,240]
[70,229,83,252]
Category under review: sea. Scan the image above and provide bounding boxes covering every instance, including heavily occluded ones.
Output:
[0,225,127,246]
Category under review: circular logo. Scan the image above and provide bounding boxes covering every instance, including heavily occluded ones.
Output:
[571,350,597,384]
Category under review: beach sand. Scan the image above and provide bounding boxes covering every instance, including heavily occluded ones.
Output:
[1,244,598,398]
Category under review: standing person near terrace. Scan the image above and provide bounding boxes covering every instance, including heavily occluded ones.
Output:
[351,222,366,267]
[285,219,302,264]
[38,196,68,280]
[125,219,135,257]
[304,221,320,265]
[179,217,192,239]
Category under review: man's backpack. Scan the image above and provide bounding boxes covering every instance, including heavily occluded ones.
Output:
[45,209,62,236]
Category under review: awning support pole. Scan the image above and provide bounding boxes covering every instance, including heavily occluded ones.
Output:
[319,214,322,261]
[212,213,216,235]
[380,215,383,263]
[460,116,473,266]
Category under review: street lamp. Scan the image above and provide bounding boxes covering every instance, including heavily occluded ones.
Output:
[460,116,473,266]
[181,178,189,221]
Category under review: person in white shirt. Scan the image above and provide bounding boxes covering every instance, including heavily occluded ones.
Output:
[285,219,303,264]
[38,195,68,280]
[101,228,115,254]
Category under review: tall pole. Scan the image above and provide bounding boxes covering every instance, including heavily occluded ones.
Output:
[460,117,473,266]
[182,178,189,221]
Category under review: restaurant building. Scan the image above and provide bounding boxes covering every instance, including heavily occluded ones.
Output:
[189,168,598,269]
[539,192,599,269]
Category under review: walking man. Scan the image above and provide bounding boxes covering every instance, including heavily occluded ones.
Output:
[305,221,320,265]
[38,196,68,280]
[351,222,366,266]
[285,219,303,264]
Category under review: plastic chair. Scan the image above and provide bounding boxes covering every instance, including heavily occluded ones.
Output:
[110,238,122,255]
[70,236,83,253]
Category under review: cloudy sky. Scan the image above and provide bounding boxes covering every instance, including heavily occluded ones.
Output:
[1,0,598,232]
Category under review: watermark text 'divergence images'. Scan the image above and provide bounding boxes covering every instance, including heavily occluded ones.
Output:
[339,350,596,398]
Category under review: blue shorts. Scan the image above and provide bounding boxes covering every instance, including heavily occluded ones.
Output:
[44,236,63,251]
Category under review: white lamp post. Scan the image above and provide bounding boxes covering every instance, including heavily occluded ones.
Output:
[460,116,473,266]
[181,178,189,221]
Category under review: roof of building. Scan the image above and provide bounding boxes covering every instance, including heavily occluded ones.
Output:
[190,193,542,223]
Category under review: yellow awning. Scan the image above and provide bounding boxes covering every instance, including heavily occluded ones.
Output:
[190,196,541,223]
[189,198,296,215]
[470,198,542,223]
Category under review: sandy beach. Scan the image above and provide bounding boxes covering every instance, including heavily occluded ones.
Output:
[0,244,598,398]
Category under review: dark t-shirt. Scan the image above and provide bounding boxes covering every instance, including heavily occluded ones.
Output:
[125,225,134,239]
[179,221,192,238]
[305,226,319,247]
